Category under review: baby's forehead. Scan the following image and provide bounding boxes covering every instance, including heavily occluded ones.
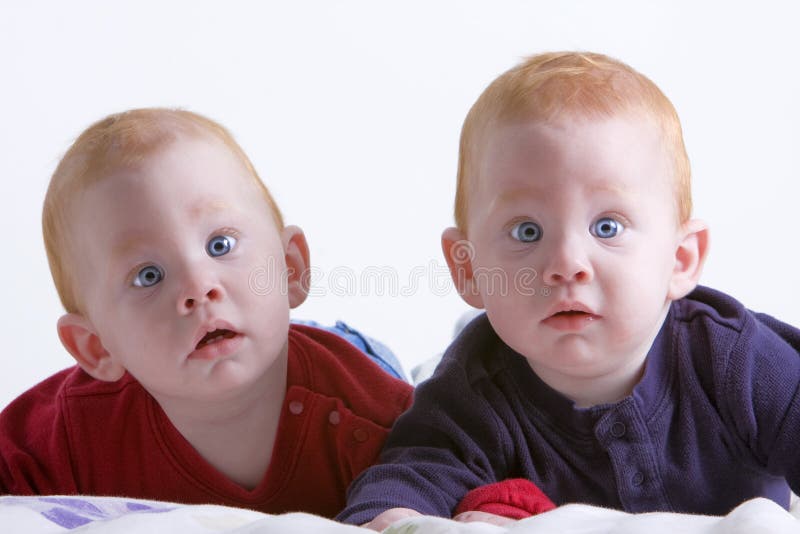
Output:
[468,114,678,209]
[82,133,254,191]
[66,168,268,255]
[475,113,664,175]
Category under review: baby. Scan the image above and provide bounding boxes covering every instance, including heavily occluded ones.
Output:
[339,52,800,529]
[0,108,412,518]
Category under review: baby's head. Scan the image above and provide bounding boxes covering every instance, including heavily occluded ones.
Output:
[442,52,709,405]
[454,51,691,234]
[43,108,310,403]
[44,108,285,314]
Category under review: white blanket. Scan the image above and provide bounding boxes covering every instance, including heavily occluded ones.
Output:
[1,495,798,533]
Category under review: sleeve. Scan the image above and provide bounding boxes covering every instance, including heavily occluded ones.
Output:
[0,375,77,495]
[336,354,513,525]
[721,312,800,494]
[454,478,556,519]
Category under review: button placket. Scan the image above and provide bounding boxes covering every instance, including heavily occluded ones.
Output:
[595,399,666,511]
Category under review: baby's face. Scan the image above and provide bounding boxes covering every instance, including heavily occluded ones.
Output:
[68,135,293,404]
[464,114,682,400]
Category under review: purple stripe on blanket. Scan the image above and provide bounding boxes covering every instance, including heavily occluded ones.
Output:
[126,501,156,511]
[5,496,179,530]
[40,496,105,516]
[42,507,92,529]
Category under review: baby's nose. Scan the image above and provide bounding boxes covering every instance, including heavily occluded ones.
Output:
[177,278,224,315]
[541,238,594,286]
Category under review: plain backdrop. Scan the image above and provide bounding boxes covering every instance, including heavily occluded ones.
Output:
[1,1,799,410]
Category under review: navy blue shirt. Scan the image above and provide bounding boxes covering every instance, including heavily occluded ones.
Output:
[339,286,800,524]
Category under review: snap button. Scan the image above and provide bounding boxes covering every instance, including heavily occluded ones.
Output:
[353,428,369,443]
[328,410,341,425]
[632,472,645,486]
[611,421,626,438]
[288,401,304,415]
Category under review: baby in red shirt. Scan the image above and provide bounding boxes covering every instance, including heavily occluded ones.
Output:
[0,108,412,517]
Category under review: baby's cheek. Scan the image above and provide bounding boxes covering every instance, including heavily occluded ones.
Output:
[600,308,639,343]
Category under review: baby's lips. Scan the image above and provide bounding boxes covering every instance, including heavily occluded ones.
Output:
[191,318,239,349]
[195,328,237,350]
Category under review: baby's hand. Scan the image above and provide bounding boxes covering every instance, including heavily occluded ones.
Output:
[452,510,517,526]
[362,508,421,531]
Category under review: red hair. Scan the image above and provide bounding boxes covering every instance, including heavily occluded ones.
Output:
[454,51,691,231]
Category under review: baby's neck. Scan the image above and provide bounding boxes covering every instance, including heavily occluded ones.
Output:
[157,357,288,490]
[565,361,645,408]
[532,341,649,408]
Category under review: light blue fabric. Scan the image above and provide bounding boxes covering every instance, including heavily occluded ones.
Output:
[292,320,408,382]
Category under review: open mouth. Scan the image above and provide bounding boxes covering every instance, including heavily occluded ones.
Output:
[195,329,237,350]
[542,307,599,331]
[552,310,590,318]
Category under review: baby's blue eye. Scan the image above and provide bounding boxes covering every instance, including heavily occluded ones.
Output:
[133,265,163,287]
[207,235,237,257]
[510,221,542,243]
[591,217,624,239]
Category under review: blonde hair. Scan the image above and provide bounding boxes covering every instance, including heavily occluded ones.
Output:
[454,51,691,231]
[43,107,284,313]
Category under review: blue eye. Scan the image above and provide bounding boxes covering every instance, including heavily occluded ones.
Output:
[591,217,624,239]
[207,234,237,257]
[510,221,542,243]
[133,265,163,287]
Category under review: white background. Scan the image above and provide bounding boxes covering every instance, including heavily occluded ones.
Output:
[1,1,799,410]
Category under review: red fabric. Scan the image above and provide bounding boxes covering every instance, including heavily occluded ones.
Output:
[455,478,556,519]
[0,325,412,518]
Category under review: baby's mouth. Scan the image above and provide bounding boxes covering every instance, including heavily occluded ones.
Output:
[552,310,591,318]
[195,329,237,350]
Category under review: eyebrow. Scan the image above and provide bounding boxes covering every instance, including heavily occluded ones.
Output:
[110,232,151,262]
[491,185,546,207]
[488,182,634,213]
[188,199,233,220]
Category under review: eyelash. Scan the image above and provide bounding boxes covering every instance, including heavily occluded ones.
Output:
[129,262,164,288]
[214,227,241,241]
[504,215,629,239]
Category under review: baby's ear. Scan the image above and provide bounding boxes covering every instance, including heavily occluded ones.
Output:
[282,225,311,309]
[442,227,484,309]
[57,314,125,382]
[668,219,710,300]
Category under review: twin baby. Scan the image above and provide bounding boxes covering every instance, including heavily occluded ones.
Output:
[2,51,800,529]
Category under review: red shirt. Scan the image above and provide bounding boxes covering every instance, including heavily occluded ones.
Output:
[0,325,412,517]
